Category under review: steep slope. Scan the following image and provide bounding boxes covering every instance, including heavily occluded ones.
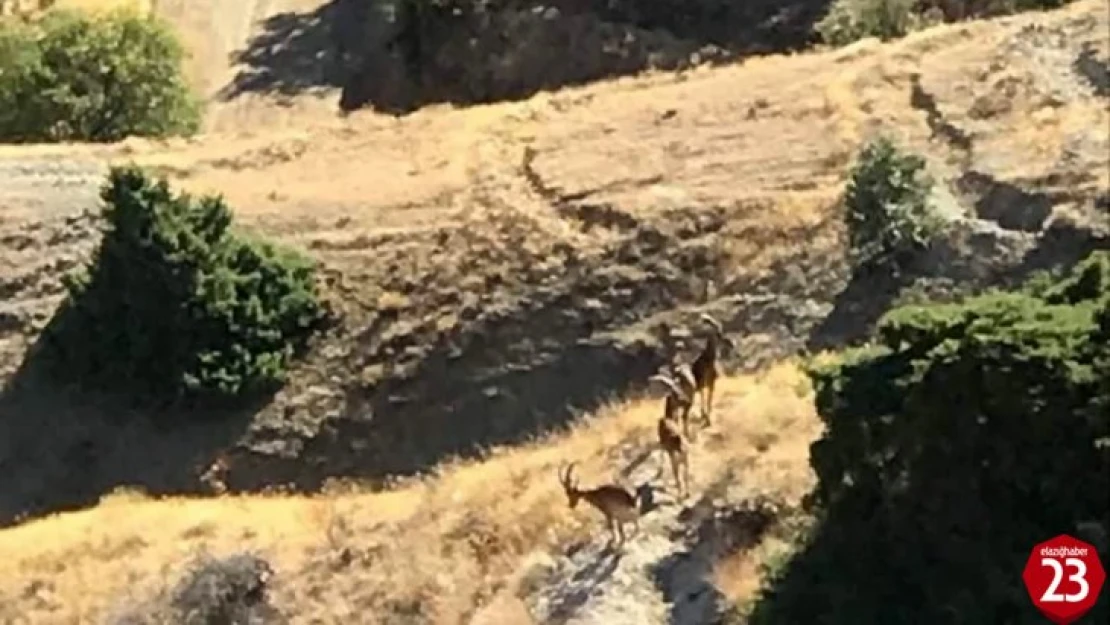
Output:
[0,0,1106,531]
[0,363,819,625]
[0,1,1107,623]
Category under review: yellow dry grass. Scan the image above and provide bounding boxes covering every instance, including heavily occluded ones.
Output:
[0,0,150,16]
[0,362,822,624]
[0,1,1105,623]
[1,0,1103,234]
[50,0,151,12]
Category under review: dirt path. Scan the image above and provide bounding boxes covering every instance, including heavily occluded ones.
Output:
[509,375,813,625]
[523,466,715,625]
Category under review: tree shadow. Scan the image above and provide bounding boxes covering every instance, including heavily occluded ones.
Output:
[344,0,836,113]
[218,0,371,100]
[806,219,1110,352]
[0,299,273,530]
[805,260,908,352]
[236,224,714,490]
[219,206,855,493]
[802,226,1010,354]
[217,0,836,113]
[541,548,623,625]
[955,170,1053,232]
[1004,218,1110,283]
[1074,42,1110,98]
[652,472,782,625]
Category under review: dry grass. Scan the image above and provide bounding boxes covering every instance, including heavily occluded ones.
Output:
[0,0,151,18]
[2,1,1104,230]
[712,534,796,608]
[48,0,152,12]
[0,362,822,624]
[0,2,1106,623]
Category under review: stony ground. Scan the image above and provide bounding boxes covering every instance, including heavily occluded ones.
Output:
[0,1,1107,623]
[2,2,1106,523]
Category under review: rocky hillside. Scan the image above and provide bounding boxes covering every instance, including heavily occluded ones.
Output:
[0,362,820,624]
[2,0,1106,529]
[0,1,1107,623]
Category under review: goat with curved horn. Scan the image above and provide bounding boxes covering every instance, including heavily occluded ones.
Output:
[557,462,640,547]
[649,374,692,499]
[690,313,736,428]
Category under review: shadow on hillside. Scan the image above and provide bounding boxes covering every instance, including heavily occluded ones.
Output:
[218,0,370,100]
[743,343,1110,624]
[0,201,833,523]
[806,220,1110,350]
[651,471,780,625]
[0,304,268,529]
[542,550,623,625]
[1005,220,1110,284]
[224,207,856,492]
[345,0,836,113]
[253,227,709,489]
[1074,42,1110,98]
[217,0,834,113]
[805,261,907,351]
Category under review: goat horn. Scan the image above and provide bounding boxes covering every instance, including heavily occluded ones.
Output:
[649,374,684,398]
[568,462,582,490]
[699,313,723,331]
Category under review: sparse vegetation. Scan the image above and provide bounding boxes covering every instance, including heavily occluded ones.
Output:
[843,136,942,275]
[689,313,734,427]
[0,0,56,16]
[362,0,1081,113]
[39,166,326,406]
[0,366,823,624]
[0,1,1107,624]
[112,552,277,625]
[747,251,1110,623]
[0,7,199,142]
[815,0,922,45]
[816,0,1075,45]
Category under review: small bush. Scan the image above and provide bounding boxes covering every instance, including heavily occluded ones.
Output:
[0,8,200,142]
[816,0,1075,46]
[111,552,278,625]
[815,0,920,46]
[748,251,1110,623]
[843,136,941,275]
[170,553,277,625]
[41,166,326,406]
[920,0,1072,20]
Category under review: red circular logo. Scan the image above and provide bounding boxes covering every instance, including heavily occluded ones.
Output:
[1022,534,1106,624]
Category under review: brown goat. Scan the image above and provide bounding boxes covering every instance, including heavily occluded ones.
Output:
[558,462,640,546]
[670,360,698,437]
[198,451,232,495]
[690,313,735,428]
[649,374,692,498]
